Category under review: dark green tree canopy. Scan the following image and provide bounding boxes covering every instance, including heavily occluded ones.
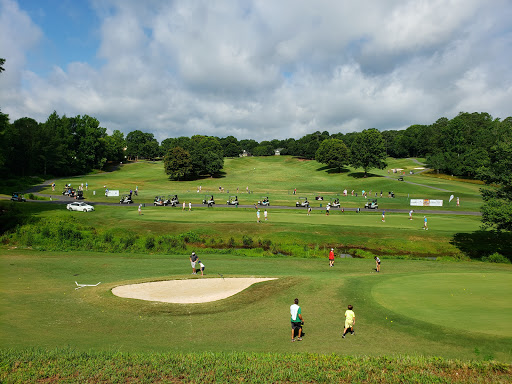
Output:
[350,128,387,176]
[315,138,350,172]
[479,140,512,231]
[164,146,193,180]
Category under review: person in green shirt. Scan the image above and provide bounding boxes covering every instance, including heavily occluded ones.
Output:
[290,298,304,342]
[342,304,355,338]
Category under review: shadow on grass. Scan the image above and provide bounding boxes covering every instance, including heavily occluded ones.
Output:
[316,165,351,174]
[451,230,512,260]
[348,172,385,179]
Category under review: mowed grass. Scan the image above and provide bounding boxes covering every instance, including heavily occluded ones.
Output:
[373,273,512,337]
[25,202,483,257]
[1,248,511,363]
[33,156,484,211]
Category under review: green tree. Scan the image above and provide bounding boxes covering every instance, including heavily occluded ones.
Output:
[219,136,242,157]
[71,115,107,174]
[164,147,193,180]
[479,140,512,231]
[104,130,126,163]
[189,135,224,177]
[126,131,158,160]
[315,138,350,172]
[350,128,387,176]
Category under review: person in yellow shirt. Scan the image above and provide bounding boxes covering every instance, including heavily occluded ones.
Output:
[342,304,355,338]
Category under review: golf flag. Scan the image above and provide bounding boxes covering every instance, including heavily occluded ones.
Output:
[449,194,454,202]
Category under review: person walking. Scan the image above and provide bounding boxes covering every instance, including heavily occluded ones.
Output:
[329,248,335,267]
[381,211,385,222]
[189,202,192,211]
[326,204,330,215]
[342,305,355,338]
[423,216,428,230]
[256,209,261,223]
[264,209,268,222]
[182,202,186,211]
[290,298,304,342]
[307,206,312,216]
[138,204,142,215]
[409,210,413,220]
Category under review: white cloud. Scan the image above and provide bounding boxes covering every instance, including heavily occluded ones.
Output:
[1,0,511,141]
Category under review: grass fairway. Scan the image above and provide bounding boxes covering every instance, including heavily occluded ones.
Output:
[30,156,485,211]
[373,272,512,337]
[1,248,511,363]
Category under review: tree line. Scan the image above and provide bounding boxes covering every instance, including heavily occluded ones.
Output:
[1,110,510,178]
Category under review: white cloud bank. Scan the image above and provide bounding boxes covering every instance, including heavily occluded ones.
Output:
[1,0,511,141]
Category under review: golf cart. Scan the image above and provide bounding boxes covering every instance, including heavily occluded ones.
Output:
[296,197,310,208]
[364,199,378,209]
[398,176,404,181]
[329,198,340,208]
[202,195,215,205]
[62,187,76,198]
[120,194,134,204]
[169,194,179,206]
[154,196,167,206]
[227,196,239,205]
[11,192,26,202]
[258,196,270,206]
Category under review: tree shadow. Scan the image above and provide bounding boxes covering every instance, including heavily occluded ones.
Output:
[347,172,385,179]
[316,165,351,174]
[451,231,512,260]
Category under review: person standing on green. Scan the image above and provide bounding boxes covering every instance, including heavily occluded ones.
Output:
[290,298,304,342]
[342,304,355,338]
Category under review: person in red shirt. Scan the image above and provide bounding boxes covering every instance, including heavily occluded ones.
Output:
[329,248,335,267]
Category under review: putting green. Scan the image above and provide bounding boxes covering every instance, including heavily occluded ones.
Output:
[372,272,512,337]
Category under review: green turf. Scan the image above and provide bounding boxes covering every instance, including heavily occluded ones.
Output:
[1,248,511,362]
[29,156,485,211]
[373,272,512,337]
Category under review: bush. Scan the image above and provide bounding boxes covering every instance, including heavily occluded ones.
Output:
[482,252,511,264]
[145,236,155,250]
[242,235,254,248]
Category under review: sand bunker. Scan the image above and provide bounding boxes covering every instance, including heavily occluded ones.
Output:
[112,277,277,304]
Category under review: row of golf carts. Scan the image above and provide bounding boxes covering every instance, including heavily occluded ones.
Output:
[154,195,179,206]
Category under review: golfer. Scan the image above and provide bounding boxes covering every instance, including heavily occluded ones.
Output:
[190,252,198,274]
[409,210,413,220]
[257,209,261,223]
[290,298,304,342]
[264,209,268,221]
[138,204,142,215]
[382,210,385,222]
[424,216,428,230]
[329,248,335,267]
[326,204,330,215]
[374,256,381,272]
[342,304,355,338]
[198,260,205,276]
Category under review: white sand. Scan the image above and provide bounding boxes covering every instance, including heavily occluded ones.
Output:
[111,277,277,304]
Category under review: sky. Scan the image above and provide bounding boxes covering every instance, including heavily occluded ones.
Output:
[1,0,511,142]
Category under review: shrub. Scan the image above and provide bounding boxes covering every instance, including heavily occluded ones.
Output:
[482,252,511,264]
[145,236,155,250]
[242,235,254,248]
